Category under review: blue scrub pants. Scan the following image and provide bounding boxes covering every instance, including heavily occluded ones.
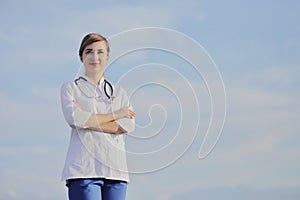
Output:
[67,178,127,200]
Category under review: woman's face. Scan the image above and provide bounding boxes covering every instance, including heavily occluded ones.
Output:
[82,41,109,76]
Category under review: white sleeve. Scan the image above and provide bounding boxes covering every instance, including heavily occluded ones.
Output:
[60,82,91,129]
[115,88,135,133]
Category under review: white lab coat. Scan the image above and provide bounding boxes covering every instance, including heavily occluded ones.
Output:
[60,76,134,182]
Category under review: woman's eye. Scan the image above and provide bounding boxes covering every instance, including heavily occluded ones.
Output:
[84,49,104,55]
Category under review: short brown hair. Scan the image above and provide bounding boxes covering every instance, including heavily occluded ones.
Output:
[79,33,110,62]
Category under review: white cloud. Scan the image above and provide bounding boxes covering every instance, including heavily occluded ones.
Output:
[30,85,60,103]
[258,65,300,86]
[0,92,68,141]
[0,145,52,157]
[169,186,300,200]
[0,168,66,200]
[126,75,300,193]
[3,188,18,199]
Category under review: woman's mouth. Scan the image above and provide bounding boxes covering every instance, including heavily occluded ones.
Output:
[90,62,100,66]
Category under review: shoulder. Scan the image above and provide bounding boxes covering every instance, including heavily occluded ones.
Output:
[61,81,75,92]
[114,85,128,97]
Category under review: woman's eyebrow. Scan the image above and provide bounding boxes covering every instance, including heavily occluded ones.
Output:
[84,48,104,51]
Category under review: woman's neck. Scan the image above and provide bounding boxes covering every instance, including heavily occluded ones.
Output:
[85,72,103,85]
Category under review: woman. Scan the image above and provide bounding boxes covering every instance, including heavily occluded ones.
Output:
[60,33,135,200]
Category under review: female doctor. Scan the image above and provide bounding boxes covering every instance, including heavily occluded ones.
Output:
[60,33,135,200]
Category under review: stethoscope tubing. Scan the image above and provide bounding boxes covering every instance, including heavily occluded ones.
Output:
[74,76,113,99]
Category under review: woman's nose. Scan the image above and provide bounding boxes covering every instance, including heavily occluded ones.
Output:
[91,52,99,60]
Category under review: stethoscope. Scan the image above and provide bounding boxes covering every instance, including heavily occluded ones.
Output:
[74,76,114,100]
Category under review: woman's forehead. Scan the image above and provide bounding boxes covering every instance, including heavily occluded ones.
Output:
[85,41,107,50]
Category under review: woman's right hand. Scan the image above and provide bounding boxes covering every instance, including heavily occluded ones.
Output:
[114,107,135,119]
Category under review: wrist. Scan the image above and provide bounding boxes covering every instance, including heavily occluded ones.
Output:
[112,111,121,120]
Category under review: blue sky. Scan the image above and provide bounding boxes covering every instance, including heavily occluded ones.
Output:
[1,0,300,199]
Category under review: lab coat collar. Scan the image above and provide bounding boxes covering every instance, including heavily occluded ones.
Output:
[81,74,105,87]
